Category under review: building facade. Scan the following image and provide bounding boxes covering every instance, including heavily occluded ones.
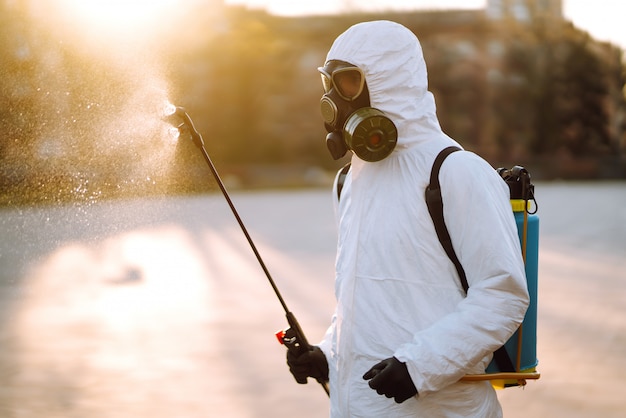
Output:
[487,0,563,22]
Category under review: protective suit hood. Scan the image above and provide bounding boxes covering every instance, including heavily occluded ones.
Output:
[325,20,442,160]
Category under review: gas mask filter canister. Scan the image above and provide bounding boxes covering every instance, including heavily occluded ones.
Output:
[319,62,398,162]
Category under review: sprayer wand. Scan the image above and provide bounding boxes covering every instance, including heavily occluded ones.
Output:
[172,107,330,396]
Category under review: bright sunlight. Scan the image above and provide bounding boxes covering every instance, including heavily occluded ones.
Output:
[29,0,202,56]
[55,0,179,33]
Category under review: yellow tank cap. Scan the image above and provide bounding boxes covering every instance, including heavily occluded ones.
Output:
[510,199,529,212]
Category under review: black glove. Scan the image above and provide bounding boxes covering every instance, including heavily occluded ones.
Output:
[362,357,418,403]
[286,345,329,384]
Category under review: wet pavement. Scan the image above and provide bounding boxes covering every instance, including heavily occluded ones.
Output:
[0,183,624,417]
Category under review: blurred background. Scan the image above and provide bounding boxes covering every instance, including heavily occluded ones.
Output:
[1,0,624,206]
[1,0,625,417]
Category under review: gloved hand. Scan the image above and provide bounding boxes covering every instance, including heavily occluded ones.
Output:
[286,345,329,384]
[362,357,418,403]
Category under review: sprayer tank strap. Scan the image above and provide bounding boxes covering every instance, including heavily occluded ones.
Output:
[425,146,516,373]
[425,146,469,292]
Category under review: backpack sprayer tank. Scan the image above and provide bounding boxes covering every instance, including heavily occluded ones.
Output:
[485,166,540,388]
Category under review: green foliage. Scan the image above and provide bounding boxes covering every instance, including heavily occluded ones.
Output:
[493,21,616,159]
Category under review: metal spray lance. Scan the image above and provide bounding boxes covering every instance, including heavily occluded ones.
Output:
[170,107,330,396]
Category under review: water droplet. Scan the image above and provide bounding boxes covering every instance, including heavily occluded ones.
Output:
[167,127,180,142]
[162,101,176,117]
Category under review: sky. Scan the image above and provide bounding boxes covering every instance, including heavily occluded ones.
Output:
[226,0,626,52]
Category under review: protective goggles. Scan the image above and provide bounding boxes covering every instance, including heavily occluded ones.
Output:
[318,66,365,101]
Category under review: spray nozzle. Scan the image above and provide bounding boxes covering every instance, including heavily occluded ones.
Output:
[173,106,190,123]
[163,105,205,149]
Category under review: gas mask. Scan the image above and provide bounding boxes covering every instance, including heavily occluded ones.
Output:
[319,60,398,162]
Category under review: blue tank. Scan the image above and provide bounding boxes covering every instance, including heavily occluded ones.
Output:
[486,199,539,386]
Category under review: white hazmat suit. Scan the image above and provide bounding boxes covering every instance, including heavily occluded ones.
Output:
[317,21,530,417]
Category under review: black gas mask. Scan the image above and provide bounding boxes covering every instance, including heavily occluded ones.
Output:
[319,60,397,162]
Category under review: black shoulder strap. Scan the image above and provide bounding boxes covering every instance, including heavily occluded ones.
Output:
[425,146,468,293]
[336,162,351,201]
[425,146,516,373]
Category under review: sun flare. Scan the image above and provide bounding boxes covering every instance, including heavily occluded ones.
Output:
[31,0,193,54]
[56,0,179,33]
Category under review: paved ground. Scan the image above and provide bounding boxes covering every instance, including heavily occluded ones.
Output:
[0,182,624,417]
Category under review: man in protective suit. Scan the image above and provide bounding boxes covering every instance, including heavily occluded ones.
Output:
[287,20,530,417]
